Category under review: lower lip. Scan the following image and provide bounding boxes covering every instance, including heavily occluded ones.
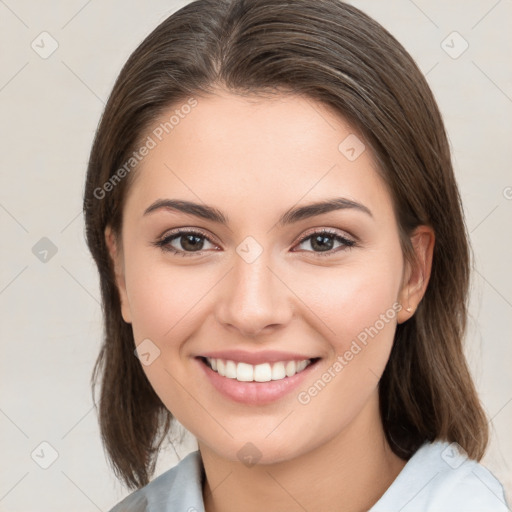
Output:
[196,357,319,405]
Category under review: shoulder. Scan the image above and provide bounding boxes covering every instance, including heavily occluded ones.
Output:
[107,450,205,512]
[370,440,510,512]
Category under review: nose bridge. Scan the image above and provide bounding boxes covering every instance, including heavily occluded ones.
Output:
[216,244,291,336]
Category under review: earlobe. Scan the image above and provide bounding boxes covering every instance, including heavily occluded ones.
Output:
[397,225,435,324]
[104,225,132,324]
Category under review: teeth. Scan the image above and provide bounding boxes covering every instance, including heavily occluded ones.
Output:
[225,360,237,379]
[205,357,313,382]
[271,362,286,380]
[285,361,296,377]
[237,362,254,382]
[296,360,308,372]
[254,363,272,382]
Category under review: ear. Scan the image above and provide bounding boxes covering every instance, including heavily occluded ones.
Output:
[397,225,435,324]
[104,225,132,324]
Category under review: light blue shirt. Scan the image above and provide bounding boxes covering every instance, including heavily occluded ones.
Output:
[109,440,510,511]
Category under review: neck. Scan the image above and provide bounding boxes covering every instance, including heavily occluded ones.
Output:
[200,392,407,512]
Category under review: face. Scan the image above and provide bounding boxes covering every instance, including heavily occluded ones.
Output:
[107,90,426,465]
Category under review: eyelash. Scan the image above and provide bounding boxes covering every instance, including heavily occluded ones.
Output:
[152,228,356,258]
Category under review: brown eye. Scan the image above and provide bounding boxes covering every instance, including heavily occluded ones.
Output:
[153,229,218,256]
[293,229,356,256]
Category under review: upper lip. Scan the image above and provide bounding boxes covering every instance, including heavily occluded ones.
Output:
[198,350,319,365]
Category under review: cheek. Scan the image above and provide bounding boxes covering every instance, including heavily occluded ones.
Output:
[124,254,207,342]
[123,254,211,420]
[298,246,403,407]
[294,249,403,355]
[290,264,402,445]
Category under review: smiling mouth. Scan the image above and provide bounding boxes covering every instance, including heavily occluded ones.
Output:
[198,356,321,383]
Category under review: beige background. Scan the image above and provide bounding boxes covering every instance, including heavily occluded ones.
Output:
[0,0,511,510]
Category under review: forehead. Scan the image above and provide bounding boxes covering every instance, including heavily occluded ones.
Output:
[123,90,394,225]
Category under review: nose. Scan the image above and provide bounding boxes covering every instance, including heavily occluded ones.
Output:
[215,249,293,338]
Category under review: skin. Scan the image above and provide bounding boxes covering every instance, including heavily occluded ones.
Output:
[106,89,434,512]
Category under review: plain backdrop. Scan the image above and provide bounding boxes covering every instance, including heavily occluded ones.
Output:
[0,1,511,510]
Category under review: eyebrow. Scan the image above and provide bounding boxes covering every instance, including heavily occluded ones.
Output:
[143,197,373,226]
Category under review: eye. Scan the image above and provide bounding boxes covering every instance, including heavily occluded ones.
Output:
[292,228,356,256]
[153,229,218,256]
[153,227,356,258]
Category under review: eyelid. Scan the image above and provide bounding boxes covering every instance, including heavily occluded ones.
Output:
[294,226,356,246]
[157,226,220,245]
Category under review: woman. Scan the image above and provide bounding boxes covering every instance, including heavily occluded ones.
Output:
[83,0,510,510]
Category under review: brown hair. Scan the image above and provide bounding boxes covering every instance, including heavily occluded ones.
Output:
[84,0,489,490]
